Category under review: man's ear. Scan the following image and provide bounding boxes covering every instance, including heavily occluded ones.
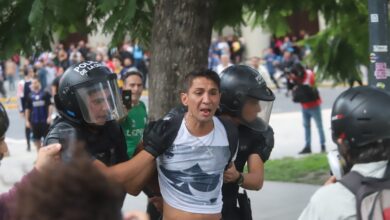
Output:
[181,93,188,106]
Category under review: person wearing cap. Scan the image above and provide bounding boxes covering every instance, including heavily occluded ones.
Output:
[120,68,147,158]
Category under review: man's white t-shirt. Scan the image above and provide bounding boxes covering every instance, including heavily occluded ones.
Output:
[156,116,230,214]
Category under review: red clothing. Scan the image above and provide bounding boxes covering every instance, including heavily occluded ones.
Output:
[0,169,37,220]
[300,69,321,109]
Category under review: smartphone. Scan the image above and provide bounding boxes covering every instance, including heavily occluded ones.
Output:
[122,90,132,110]
[327,150,345,180]
[58,128,77,163]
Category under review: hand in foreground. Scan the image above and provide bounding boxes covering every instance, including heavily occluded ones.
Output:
[34,144,61,172]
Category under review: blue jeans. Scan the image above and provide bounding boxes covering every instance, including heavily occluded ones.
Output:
[302,105,325,148]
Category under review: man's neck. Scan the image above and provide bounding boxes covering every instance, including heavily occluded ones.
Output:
[184,113,214,137]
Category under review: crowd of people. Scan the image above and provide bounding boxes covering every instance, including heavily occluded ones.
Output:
[0,34,388,220]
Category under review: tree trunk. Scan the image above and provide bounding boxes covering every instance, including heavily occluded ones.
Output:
[148,0,216,120]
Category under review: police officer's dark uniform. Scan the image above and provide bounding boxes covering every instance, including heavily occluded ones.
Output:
[219,65,275,220]
[0,102,9,162]
[44,61,129,166]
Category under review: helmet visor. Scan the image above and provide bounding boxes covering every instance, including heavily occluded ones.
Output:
[74,79,126,125]
[258,100,273,124]
[240,99,274,132]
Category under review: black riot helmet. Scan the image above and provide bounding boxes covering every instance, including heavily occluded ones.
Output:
[56,61,126,126]
[220,65,275,131]
[331,86,390,149]
[0,103,9,137]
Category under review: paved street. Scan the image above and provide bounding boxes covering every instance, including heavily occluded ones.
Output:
[0,86,347,219]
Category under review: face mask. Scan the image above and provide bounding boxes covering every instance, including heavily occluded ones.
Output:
[327,150,348,180]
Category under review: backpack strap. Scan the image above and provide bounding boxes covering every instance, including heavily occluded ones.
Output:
[162,106,186,147]
[339,162,390,220]
[217,116,239,168]
[339,171,364,195]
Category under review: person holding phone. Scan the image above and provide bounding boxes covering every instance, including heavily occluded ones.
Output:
[298,86,390,220]
[120,68,147,158]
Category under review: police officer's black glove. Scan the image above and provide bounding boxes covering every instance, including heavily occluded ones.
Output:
[143,119,177,158]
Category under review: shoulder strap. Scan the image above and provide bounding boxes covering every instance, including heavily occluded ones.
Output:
[339,171,366,220]
[340,163,390,220]
[339,171,364,195]
[217,116,239,164]
[163,106,185,147]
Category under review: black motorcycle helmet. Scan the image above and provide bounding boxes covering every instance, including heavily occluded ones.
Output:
[331,86,390,149]
[0,103,9,137]
[56,61,126,126]
[220,65,275,130]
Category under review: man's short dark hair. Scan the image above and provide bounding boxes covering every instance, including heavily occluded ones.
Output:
[10,156,123,220]
[347,139,390,164]
[122,69,144,84]
[181,68,220,93]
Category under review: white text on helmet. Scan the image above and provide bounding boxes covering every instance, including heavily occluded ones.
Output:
[73,61,105,76]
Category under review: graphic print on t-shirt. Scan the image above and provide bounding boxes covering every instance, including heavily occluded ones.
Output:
[157,117,230,214]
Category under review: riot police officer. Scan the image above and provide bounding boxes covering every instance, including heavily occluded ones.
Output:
[219,65,275,220]
[44,61,129,165]
[44,61,168,196]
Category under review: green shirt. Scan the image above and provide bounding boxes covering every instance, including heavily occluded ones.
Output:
[120,101,147,158]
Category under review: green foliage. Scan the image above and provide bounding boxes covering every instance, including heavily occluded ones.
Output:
[0,0,374,83]
[265,154,330,185]
[234,0,369,83]
[0,0,153,57]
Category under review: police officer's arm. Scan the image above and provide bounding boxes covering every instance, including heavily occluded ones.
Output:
[224,155,264,190]
[243,154,264,190]
[93,150,156,196]
[95,118,175,195]
[245,125,274,190]
[224,125,274,190]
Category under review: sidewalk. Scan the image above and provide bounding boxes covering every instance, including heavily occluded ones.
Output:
[270,108,336,159]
